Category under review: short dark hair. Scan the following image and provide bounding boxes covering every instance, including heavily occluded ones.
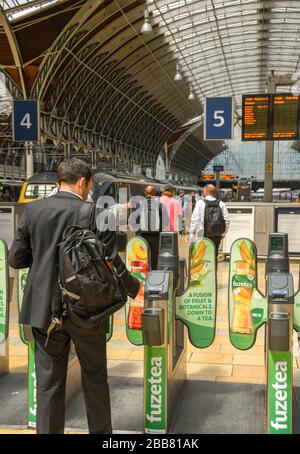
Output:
[57,158,92,186]
[164,183,175,192]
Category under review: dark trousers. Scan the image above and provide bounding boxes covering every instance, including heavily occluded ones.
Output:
[209,236,222,268]
[32,316,111,434]
[140,232,160,270]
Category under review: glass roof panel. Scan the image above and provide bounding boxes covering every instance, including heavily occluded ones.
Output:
[150,0,300,110]
[1,0,60,20]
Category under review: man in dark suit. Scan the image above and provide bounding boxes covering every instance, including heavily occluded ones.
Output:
[137,185,168,269]
[8,158,139,434]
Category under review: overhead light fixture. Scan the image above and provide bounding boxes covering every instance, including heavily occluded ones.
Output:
[174,64,183,82]
[188,86,195,101]
[141,9,153,35]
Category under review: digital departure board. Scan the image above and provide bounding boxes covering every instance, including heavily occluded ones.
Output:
[272,94,299,140]
[242,93,300,141]
[242,95,270,140]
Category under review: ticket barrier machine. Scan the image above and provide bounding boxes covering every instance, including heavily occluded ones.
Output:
[126,233,217,434]
[228,233,299,434]
[0,239,9,374]
[266,234,294,434]
[142,232,186,434]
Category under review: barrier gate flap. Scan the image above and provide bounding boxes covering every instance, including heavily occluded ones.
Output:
[228,238,267,350]
[294,291,300,333]
[125,237,150,346]
[28,340,37,427]
[18,268,29,345]
[17,268,37,427]
[106,316,113,343]
[0,239,9,346]
[176,239,217,348]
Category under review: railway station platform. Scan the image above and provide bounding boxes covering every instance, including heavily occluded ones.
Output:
[1,0,300,438]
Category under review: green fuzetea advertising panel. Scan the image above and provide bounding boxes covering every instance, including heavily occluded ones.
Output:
[126,237,150,346]
[176,239,216,348]
[106,316,113,343]
[18,268,29,345]
[17,268,37,427]
[294,290,300,333]
[228,238,267,350]
[144,346,167,434]
[268,350,292,434]
[28,340,37,428]
[0,240,9,345]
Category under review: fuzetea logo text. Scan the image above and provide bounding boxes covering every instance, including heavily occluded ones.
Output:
[270,360,289,431]
[146,356,163,424]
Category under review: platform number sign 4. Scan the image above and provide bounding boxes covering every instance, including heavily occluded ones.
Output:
[204,97,233,141]
[20,113,32,129]
[13,100,40,142]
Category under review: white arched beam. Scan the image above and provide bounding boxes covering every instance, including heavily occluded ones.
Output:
[0,5,26,98]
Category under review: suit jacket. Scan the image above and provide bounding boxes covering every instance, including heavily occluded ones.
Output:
[136,197,169,235]
[8,191,139,329]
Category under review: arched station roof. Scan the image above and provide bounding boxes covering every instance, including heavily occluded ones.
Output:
[1,0,300,175]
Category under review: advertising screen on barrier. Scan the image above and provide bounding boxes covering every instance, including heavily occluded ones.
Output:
[270,236,284,253]
[160,235,173,253]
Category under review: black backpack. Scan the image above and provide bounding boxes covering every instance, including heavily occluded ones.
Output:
[204,199,226,238]
[57,203,127,328]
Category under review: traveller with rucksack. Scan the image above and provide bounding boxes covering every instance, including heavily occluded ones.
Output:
[189,184,230,262]
[136,185,168,269]
[8,158,139,434]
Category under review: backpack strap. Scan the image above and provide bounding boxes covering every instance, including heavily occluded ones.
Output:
[204,199,219,207]
[77,202,93,229]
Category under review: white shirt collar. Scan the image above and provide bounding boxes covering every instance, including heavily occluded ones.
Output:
[59,189,83,200]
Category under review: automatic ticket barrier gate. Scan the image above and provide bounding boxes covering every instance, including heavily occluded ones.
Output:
[142,233,186,434]
[266,234,294,434]
[126,233,217,433]
[228,233,300,434]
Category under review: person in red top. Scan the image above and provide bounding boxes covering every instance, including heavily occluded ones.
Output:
[160,183,183,232]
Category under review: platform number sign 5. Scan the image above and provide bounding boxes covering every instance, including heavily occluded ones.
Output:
[204,97,233,140]
[13,100,40,142]
[214,110,225,127]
